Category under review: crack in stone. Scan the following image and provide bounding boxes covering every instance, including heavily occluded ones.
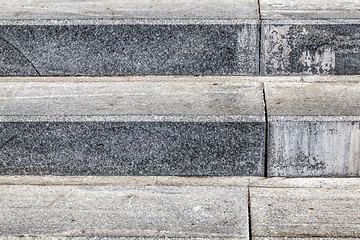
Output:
[0,35,40,76]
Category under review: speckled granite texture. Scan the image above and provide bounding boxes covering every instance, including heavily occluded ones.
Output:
[0,22,259,76]
[0,79,265,176]
[0,0,259,76]
[2,0,360,76]
[0,121,264,176]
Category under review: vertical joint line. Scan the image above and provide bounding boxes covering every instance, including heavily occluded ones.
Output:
[257,0,262,76]
[247,187,252,240]
[262,83,268,177]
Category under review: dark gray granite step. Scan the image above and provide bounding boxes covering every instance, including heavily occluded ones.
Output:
[0,0,259,76]
[266,81,360,177]
[260,0,360,75]
[0,77,265,176]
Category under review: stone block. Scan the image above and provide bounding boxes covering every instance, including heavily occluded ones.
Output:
[260,0,360,75]
[0,77,265,176]
[251,187,360,238]
[0,0,259,76]
[0,185,249,238]
[266,82,360,177]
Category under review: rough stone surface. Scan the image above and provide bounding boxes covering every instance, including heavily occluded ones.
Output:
[0,79,265,176]
[261,21,360,75]
[251,187,360,238]
[260,0,360,19]
[260,0,360,75]
[266,82,360,177]
[0,0,259,76]
[0,185,249,239]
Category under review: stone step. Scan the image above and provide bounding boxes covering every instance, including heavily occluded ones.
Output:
[265,80,360,177]
[260,0,360,75]
[1,76,359,177]
[1,0,359,76]
[0,77,266,176]
[0,0,259,76]
[1,176,360,239]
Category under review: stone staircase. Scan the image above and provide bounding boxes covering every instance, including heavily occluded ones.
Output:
[0,0,359,239]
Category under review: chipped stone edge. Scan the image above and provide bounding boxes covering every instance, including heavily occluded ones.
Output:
[1,176,360,188]
[0,115,265,123]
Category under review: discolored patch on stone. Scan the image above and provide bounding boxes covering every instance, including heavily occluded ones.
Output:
[261,22,360,75]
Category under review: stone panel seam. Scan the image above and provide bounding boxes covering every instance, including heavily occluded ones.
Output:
[247,187,253,240]
[262,82,268,177]
[257,0,262,76]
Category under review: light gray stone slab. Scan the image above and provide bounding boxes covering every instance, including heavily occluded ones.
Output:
[266,82,360,177]
[0,238,219,240]
[0,185,248,239]
[2,176,360,189]
[250,187,360,238]
[249,177,360,189]
[255,238,360,240]
[0,79,264,118]
[0,78,265,176]
[1,0,258,20]
[0,0,259,76]
[260,0,360,20]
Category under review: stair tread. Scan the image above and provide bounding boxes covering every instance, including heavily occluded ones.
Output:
[261,0,360,20]
[1,0,258,21]
[1,177,360,239]
[0,78,264,121]
[265,82,360,118]
[0,185,249,239]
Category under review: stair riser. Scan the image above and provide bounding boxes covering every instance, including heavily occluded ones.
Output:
[268,121,360,177]
[262,22,360,75]
[0,121,265,176]
[0,22,259,76]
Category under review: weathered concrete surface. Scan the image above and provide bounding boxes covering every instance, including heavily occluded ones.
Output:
[0,185,248,238]
[266,82,360,177]
[260,0,360,19]
[251,187,360,238]
[261,21,360,75]
[260,0,360,75]
[0,0,259,76]
[0,78,265,176]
